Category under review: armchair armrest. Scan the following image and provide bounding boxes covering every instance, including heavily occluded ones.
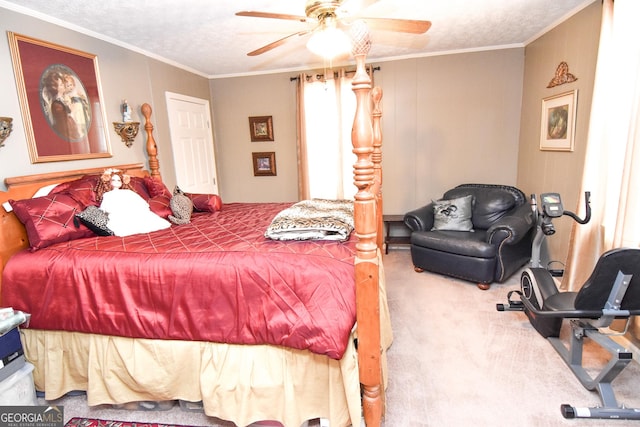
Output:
[404,203,434,232]
[486,203,535,245]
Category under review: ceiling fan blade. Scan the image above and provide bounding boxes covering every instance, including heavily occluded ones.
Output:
[339,0,380,15]
[236,11,309,23]
[247,31,310,56]
[356,17,431,34]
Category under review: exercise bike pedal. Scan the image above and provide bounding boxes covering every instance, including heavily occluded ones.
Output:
[496,301,524,311]
[561,404,575,419]
[496,289,526,311]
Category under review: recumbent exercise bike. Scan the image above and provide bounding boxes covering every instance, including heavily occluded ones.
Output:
[497,191,640,420]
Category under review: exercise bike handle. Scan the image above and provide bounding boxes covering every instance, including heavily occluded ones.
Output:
[563,191,591,224]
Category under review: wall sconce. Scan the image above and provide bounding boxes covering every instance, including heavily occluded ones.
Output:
[112,100,139,148]
[0,117,13,148]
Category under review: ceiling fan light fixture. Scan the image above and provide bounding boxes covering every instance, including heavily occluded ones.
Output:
[237,1,432,59]
[306,25,352,59]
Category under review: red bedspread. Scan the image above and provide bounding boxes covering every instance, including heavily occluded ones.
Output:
[2,203,357,359]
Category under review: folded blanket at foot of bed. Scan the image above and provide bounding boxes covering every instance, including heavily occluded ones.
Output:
[265,199,354,241]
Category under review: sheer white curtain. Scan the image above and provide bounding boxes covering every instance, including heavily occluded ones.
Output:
[563,0,640,289]
[297,70,358,200]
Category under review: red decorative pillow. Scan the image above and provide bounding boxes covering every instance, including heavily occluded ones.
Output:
[50,175,152,205]
[144,176,171,198]
[10,193,94,251]
[147,194,172,219]
[185,193,223,213]
[128,176,152,200]
[49,175,99,207]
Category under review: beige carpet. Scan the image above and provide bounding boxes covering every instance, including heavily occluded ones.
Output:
[41,249,640,426]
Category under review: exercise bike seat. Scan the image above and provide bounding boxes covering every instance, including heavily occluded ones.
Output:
[525,248,640,319]
[574,248,640,311]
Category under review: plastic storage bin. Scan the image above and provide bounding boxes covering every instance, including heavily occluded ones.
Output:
[0,362,37,405]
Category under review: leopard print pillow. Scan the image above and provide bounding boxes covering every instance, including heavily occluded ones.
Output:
[74,205,114,236]
[168,186,193,225]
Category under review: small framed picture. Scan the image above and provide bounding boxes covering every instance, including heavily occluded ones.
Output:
[252,152,276,176]
[540,90,577,152]
[248,116,274,142]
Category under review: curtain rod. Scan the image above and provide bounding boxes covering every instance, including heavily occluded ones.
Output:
[289,66,380,82]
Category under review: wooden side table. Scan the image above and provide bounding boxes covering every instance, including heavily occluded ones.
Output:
[383,214,411,254]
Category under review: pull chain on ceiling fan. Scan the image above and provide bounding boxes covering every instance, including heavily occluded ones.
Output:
[236,0,432,59]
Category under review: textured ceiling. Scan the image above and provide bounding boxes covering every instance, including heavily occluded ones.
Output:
[1,0,595,78]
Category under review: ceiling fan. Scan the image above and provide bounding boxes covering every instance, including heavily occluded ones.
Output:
[236,0,432,58]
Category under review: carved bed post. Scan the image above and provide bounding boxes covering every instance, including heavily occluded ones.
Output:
[351,21,383,427]
[371,87,383,250]
[141,103,161,180]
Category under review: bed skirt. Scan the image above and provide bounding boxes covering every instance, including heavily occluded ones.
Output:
[24,331,360,427]
[22,258,392,427]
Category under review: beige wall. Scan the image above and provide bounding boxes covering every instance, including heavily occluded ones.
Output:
[209,74,298,203]
[517,1,602,265]
[374,49,524,214]
[210,48,525,212]
[0,7,210,191]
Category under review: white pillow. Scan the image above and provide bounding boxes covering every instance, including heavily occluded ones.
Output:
[3,183,60,213]
[32,183,59,198]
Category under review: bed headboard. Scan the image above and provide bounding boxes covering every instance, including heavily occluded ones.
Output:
[0,103,161,295]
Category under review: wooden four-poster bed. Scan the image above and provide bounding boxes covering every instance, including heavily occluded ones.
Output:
[0,29,388,427]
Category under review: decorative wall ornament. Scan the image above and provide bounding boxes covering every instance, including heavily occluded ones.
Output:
[113,99,139,147]
[547,61,578,88]
[112,121,140,147]
[0,117,13,148]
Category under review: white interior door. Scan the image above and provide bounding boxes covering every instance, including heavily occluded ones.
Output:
[165,92,218,194]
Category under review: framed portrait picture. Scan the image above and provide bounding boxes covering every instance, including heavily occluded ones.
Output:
[540,90,578,152]
[8,32,112,163]
[248,116,274,142]
[252,152,277,176]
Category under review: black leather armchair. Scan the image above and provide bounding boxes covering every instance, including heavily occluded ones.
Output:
[404,184,535,289]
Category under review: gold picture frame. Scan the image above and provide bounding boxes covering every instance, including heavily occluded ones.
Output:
[540,90,577,152]
[248,116,274,142]
[7,32,112,163]
[252,152,276,176]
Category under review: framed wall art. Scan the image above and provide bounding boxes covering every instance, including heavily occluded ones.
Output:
[252,152,277,176]
[248,115,274,142]
[8,32,112,163]
[540,90,578,152]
